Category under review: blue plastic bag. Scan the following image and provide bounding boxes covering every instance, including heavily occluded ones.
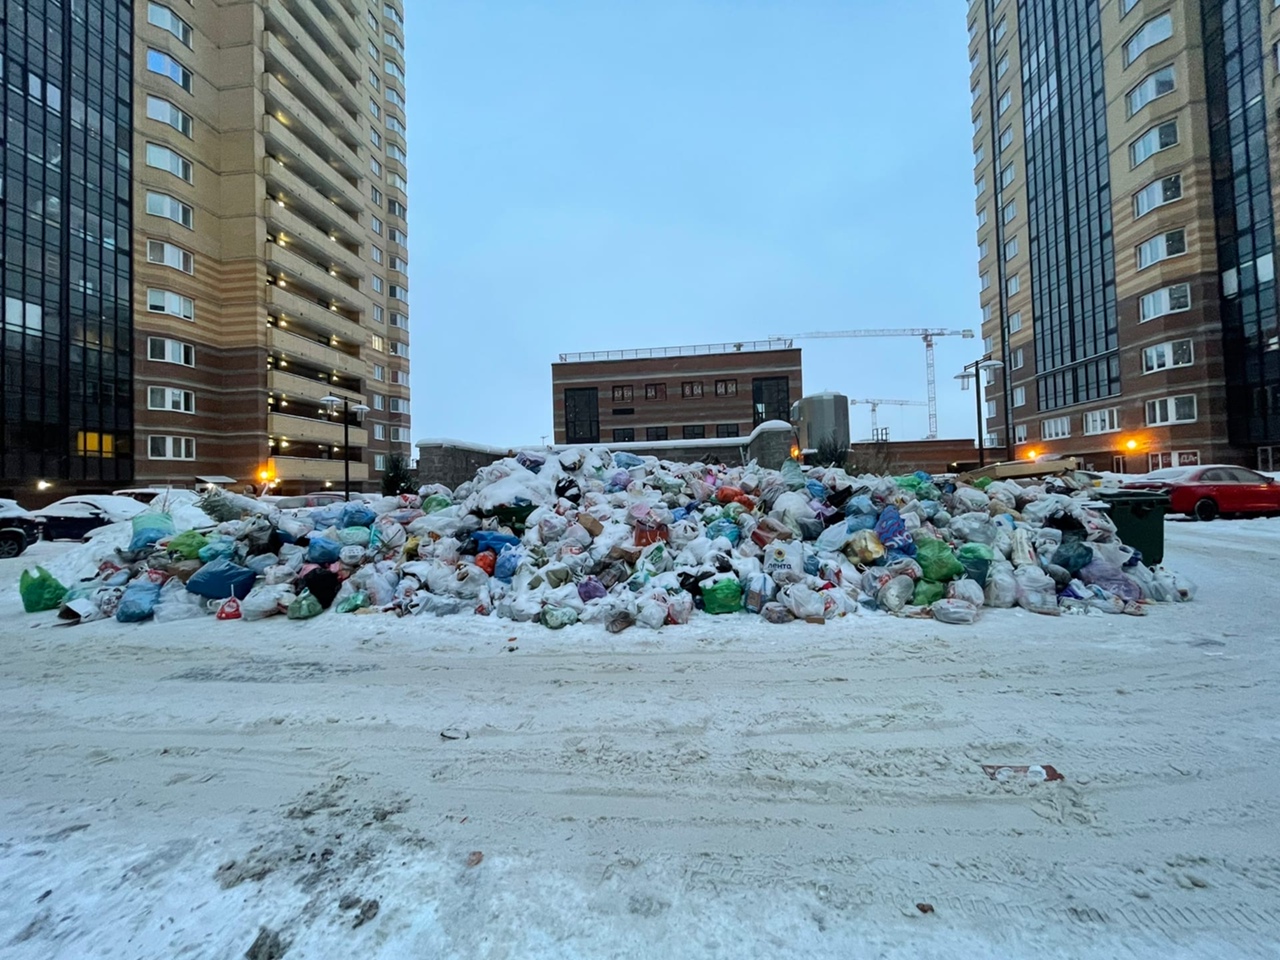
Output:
[129,511,175,552]
[197,537,236,564]
[473,531,521,554]
[613,452,644,469]
[494,546,522,583]
[306,536,342,565]
[310,504,344,528]
[186,558,258,601]
[846,495,877,517]
[706,518,741,545]
[117,580,163,623]
[874,505,916,557]
[671,507,689,523]
[805,479,826,500]
[340,503,377,527]
[847,513,877,533]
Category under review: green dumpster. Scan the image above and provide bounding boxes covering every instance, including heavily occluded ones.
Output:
[1093,490,1171,566]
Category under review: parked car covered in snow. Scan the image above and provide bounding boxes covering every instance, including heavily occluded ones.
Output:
[1123,465,1280,520]
[32,495,147,541]
[0,499,40,558]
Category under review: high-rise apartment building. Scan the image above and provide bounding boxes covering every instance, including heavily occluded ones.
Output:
[969,0,1279,472]
[1,0,136,497]
[132,0,411,493]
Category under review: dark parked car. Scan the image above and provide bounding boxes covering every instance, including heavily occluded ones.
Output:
[1123,465,1280,520]
[32,495,146,541]
[0,500,40,559]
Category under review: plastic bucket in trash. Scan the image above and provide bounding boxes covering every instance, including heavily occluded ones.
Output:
[1093,491,1170,566]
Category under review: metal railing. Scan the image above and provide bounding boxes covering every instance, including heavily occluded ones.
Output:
[558,338,794,363]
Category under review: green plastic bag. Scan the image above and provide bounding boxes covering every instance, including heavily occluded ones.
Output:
[422,494,452,514]
[956,542,995,587]
[780,458,807,491]
[168,530,209,560]
[542,605,579,629]
[911,579,946,606]
[287,589,323,620]
[973,476,994,490]
[703,577,743,615]
[894,475,925,493]
[916,537,965,582]
[335,591,370,613]
[19,566,67,613]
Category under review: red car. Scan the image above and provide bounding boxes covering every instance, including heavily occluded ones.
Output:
[1124,465,1280,520]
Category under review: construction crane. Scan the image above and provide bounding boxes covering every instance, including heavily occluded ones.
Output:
[771,328,975,439]
[849,398,929,441]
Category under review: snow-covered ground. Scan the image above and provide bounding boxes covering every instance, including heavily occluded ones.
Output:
[1,521,1278,959]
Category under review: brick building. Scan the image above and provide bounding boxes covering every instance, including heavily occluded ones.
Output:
[550,340,803,445]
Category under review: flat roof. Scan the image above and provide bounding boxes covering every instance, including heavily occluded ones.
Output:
[558,338,795,363]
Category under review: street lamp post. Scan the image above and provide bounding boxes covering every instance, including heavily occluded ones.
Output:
[321,395,370,499]
[954,356,1005,467]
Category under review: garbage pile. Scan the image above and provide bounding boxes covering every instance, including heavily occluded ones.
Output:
[17,450,1196,630]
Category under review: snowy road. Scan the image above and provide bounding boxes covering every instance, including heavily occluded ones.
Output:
[1,523,1279,958]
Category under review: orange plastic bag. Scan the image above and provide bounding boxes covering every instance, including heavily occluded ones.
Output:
[215,597,243,620]
[474,551,497,576]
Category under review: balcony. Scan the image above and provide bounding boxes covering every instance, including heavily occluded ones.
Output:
[282,0,361,84]
[262,61,361,168]
[266,285,362,345]
[269,368,362,406]
[270,412,368,448]
[264,197,364,277]
[263,157,359,238]
[262,0,360,113]
[269,456,369,484]
[268,324,364,378]
[267,242,364,312]
[259,40,360,160]
[264,116,364,214]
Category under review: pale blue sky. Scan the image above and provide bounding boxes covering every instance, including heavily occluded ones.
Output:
[406,1,981,445]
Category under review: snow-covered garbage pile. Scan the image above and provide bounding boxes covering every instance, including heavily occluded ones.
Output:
[16,450,1197,629]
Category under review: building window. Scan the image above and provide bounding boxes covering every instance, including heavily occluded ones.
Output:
[979,240,989,260]
[997,89,1012,115]
[716,423,740,438]
[1083,408,1121,435]
[1142,338,1194,373]
[375,454,387,471]
[1012,346,1024,369]
[996,54,1009,79]
[76,432,118,459]
[147,336,195,366]
[1008,312,1022,332]
[373,394,385,411]
[644,383,667,401]
[146,191,193,229]
[683,425,705,439]
[147,288,194,320]
[1014,424,1028,443]
[1131,119,1178,166]
[385,59,406,81]
[370,334,386,352]
[1125,13,1173,65]
[1005,237,1019,260]
[386,115,407,135]
[148,435,196,460]
[1140,282,1191,321]
[1145,394,1197,425]
[1041,416,1071,440]
[390,427,409,443]
[974,143,984,165]
[564,387,600,444]
[390,312,408,328]
[983,335,994,352]
[1000,162,1016,187]
[148,3,192,45]
[999,126,1014,150]
[389,284,408,301]
[389,226,408,244]
[1007,274,1020,295]
[370,157,383,177]
[681,381,704,399]
[147,386,195,413]
[1137,228,1186,269]
[1013,386,1026,407]
[145,95,193,137]
[993,17,1007,42]
[1121,0,1140,16]
[980,271,991,291]
[370,186,383,204]
[752,376,791,425]
[982,303,993,322]
[973,112,983,134]
[1128,64,1175,115]
[976,176,986,196]
[611,385,634,402]
[371,275,384,294]
[371,246,384,265]
[147,49,192,92]
[390,341,409,358]
[390,255,408,272]
[388,199,407,218]
[373,364,386,381]
[369,68,380,89]
[145,143,193,182]
[613,428,635,442]
[1003,200,1017,223]
[1133,174,1182,218]
[985,400,997,418]
[646,426,668,441]
[977,208,988,228]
